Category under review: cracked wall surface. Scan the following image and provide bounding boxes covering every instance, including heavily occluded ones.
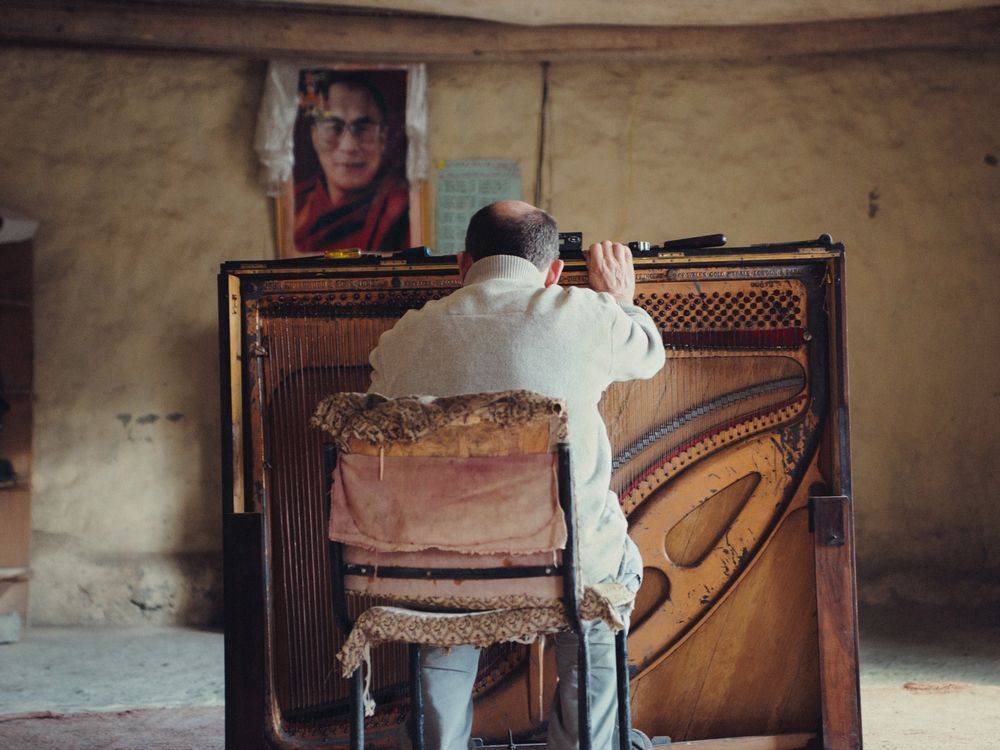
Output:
[0,47,997,624]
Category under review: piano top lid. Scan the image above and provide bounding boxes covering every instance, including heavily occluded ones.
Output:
[220,235,844,276]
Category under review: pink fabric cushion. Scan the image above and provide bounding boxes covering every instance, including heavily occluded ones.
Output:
[328,452,567,555]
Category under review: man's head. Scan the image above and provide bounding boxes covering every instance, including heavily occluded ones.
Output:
[310,77,388,202]
[462,201,561,284]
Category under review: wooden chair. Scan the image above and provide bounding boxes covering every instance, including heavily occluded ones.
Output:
[313,390,634,750]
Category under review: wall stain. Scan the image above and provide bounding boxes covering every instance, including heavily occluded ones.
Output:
[130,597,164,612]
[166,413,184,422]
[136,414,159,425]
[985,154,997,166]
[868,188,880,219]
[116,414,131,427]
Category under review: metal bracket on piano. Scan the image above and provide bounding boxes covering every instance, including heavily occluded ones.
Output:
[809,494,849,547]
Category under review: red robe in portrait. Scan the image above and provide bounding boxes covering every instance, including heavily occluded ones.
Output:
[293,173,410,254]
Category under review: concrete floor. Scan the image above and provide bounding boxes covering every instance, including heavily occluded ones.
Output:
[856,603,1000,750]
[0,626,223,714]
[0,604,998,748]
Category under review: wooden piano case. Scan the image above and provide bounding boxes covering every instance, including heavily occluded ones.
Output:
[219,237,860,749]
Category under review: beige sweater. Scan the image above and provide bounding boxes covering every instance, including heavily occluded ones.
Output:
[368,254,665,583]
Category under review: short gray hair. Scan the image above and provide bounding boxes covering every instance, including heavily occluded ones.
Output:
[464,203,559,269]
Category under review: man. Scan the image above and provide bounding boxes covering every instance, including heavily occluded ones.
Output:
[368,200,665,748]
[294,75,409,253]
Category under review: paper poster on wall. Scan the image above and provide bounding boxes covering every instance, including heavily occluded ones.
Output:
[434,160,522,256]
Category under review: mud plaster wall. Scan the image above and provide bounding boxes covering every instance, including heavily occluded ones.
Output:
[0,47,996,624]
[0,50,271,624]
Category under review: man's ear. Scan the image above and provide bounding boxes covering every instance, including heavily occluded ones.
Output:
[543,259,564,288]
[457,251,474,283]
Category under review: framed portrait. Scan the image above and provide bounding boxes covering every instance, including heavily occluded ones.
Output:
[260,64,427,257]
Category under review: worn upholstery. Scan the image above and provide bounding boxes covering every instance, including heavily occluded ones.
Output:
[312,391,635,716]
[312,389,569,453]
[327,451,566,555]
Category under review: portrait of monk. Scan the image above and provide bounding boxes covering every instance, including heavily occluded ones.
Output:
[292,71,410,255]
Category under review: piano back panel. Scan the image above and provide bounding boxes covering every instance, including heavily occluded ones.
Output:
[230,254,841,745]
[576,261,829,738]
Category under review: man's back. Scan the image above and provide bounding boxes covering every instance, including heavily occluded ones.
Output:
[369,254,664,584]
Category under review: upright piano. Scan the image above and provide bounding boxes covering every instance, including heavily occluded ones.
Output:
[218,236,860,749]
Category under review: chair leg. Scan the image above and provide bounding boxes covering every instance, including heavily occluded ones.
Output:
[350,668,364,750]
[577,630,592,750]
[615,630,632,750]
[409,643,425,750]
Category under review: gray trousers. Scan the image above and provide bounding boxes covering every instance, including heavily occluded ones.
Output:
[418,538,643,749]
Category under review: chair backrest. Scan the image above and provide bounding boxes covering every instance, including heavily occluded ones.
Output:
[313,391,578,605]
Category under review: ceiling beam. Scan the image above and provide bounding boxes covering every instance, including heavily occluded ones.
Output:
[241,0,1000,28]
[1,1,998,63]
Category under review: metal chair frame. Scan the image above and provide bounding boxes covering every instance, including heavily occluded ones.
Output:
[323,441,632,750]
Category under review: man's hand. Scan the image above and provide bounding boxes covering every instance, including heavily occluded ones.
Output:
[584,240,636,305]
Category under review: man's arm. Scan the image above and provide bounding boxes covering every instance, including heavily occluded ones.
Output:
[586,240,666,381]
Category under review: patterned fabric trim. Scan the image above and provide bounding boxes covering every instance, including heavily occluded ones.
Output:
[379,584,632,614]
[311,390,569,452]
[336,584,634,717]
